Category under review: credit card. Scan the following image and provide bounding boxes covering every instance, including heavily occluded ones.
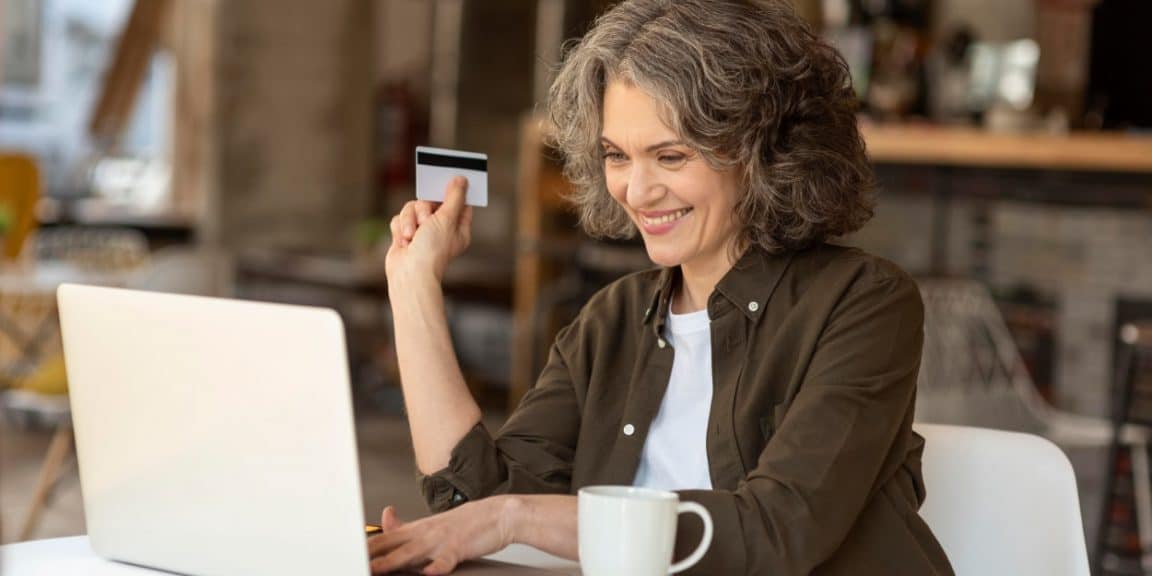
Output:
[415,146,488,207]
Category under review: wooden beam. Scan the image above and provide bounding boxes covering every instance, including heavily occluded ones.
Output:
[89,0,174,146]
[170,0,219,237]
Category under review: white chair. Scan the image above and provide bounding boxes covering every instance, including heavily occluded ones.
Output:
[916,423,1090,576]
[915,278,1143,447]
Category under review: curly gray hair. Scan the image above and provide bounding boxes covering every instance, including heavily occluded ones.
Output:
[545,0,875,255]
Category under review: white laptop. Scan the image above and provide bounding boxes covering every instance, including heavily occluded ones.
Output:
[57,284,370,576]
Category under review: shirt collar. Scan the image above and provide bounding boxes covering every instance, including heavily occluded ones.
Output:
[714,246,795,321]
[644,266,676,337]
[644,246,795,335]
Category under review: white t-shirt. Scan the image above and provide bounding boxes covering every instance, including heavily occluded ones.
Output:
[633,307,714,491]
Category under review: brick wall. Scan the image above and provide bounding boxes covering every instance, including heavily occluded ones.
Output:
[852,169,1152,417]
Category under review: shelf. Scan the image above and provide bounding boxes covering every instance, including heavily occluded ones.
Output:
[862,124,1152,173]
[38,198,197,230]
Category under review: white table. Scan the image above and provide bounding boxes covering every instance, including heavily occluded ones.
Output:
[0,536,581,575]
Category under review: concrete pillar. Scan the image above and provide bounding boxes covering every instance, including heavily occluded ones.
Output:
[214,0,375,251]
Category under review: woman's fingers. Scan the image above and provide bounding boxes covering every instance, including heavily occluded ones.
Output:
[389,215,402,247]
[460,206,473,240]
[367,527,408,557]
[371,539,433,574]
[397,202,419,244]
[393,198,452,247]
[414,202,433,226]
[380,506,403,530]
[433,176,469,227]
[421,554,459,575]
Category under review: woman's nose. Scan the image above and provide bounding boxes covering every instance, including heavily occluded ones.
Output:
[625,163,664,208]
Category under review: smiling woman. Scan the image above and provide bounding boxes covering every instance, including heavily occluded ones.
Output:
[375,1,954,575]
[599,81,744,312]
[547,0,876,259]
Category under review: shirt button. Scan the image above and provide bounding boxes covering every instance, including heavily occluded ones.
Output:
[623,424,635,436]
[657,338,667,349]
[748,301,760,312]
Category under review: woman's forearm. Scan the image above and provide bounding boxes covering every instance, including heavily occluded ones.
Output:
[389,269,481,475]
[507,495,579,560]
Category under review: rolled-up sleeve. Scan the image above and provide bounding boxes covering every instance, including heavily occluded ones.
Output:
[676,271,925,574]
[421,323,583,512]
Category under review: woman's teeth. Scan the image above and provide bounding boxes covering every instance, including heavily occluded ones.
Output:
[642,208,692,225]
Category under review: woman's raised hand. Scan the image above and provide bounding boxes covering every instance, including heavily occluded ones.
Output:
[385,176,474,284]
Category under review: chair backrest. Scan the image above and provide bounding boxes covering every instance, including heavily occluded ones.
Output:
[916,423,1090,576]
[0,154,41,260]
[915,278,1053,433]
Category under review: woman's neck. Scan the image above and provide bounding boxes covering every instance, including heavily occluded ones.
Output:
[671,246,741,314]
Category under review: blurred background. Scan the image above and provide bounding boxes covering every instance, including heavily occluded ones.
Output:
[0,0,1150,573]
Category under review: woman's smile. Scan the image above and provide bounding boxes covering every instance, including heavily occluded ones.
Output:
[638,207,694,234]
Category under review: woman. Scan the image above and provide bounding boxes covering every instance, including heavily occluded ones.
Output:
[371,0,953,574]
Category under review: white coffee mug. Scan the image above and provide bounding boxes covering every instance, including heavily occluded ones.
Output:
[578,485,714,576]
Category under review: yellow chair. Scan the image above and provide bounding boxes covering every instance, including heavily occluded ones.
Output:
[0,154,41,260]
[18,353,68,396]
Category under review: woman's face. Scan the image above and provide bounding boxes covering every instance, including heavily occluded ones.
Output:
[601,81,742,272]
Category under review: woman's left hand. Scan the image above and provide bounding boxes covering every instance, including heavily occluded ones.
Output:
[368,496,521,574]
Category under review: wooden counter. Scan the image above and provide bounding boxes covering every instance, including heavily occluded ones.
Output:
[862,124,1152,173]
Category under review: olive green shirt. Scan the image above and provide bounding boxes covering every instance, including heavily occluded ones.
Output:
[422,244,954,575]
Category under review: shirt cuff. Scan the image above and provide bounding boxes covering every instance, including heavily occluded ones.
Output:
[419,422,502,512]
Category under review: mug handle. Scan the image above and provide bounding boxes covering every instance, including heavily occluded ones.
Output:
[668,501,713,574]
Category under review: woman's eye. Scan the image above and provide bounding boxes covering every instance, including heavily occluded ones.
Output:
[658,154,687,166]
[602,151,627,163]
